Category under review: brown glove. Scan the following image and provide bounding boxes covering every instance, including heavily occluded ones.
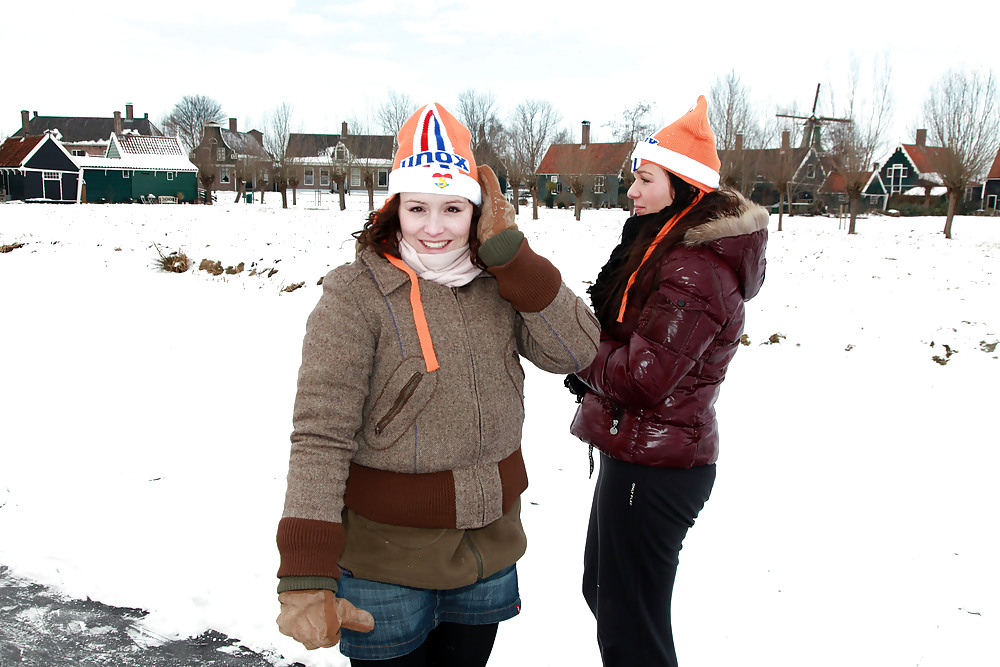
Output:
[477,165,517,244]
[276,589,374,650]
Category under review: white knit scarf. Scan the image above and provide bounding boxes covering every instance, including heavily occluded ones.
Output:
[398,237,481,287]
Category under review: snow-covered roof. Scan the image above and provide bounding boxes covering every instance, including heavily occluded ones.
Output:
[902,185,947,196]
[74,154,197,172]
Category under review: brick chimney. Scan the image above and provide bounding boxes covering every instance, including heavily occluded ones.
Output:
[735,133,744,151]
[114,111,122,135]
[342,121,349,136]
[229,118,238,133]
[781,130,790,150]
[21,110,29,134]
[916,128,927,147]
[581,120,590,146]
[126,103,134,120]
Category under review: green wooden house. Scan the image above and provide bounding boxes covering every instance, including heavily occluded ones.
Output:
[76,134,197,203]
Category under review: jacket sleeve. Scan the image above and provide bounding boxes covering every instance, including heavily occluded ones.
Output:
[576,253,724,409]
[277,269,375,582]
[513,281,600,375]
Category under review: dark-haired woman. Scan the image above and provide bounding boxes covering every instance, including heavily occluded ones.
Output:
[566,96,768,667]
[274,102,599,666]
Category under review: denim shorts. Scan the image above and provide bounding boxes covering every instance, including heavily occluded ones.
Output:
[337,565,521,660]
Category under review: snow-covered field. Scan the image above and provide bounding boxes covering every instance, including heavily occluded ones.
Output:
[1,193,997,666]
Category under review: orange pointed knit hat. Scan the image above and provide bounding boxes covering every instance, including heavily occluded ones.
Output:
[630,95,720,192]
[388,103,481,205]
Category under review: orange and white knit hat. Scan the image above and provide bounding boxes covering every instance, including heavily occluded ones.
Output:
[388,103,481,205]
[630,95,720,192]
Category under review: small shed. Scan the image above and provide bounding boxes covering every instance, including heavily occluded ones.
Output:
[0,133,80,202]
[76,134,198,203]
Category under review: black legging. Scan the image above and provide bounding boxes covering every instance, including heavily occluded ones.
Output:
[350,621,499,667]
[583,454,716,667]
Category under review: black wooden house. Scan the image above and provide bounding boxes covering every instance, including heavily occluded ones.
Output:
[0,133,80,202]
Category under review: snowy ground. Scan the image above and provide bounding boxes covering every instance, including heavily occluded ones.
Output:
[1,192,998,666]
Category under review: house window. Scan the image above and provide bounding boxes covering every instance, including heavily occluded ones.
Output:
[220,167,231,184]
[43,172,60,180]
[550,175,559,183]
[72,149,86,157]
[123,170,130,178]
[594,175,606,194]
[987,194,997,210]
[217,148,226,161]
[336,145,347,160]
[351,168,361,188]
[304,168,314,186]
[807,165,816,179]
[888,164,906,194]
[167,173,174,181]
[320,169,330,187]
[377,169,388,188]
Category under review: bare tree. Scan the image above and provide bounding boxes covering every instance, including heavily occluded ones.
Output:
[921,68,1000,239]
[329,143,350,211]
[162,95,225,155]
[456,89,506,171]
[604,101,656,145]
[264,102,294,209]
[709,71,769,195]
[509,99,561,219]
[376,91,416,152]
[559,150,598,221]
[827,57,893,234]
[344,113,387,212]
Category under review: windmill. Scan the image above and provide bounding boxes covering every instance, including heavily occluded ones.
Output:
[776,84,851,151]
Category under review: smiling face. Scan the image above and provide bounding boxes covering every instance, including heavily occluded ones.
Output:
[398,192,474,254]
[627,162,675,215]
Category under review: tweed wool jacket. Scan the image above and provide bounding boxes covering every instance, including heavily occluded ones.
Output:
[278,246,599,589]
[571,193,768,468]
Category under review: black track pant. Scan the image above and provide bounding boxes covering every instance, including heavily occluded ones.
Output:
[349,621,498,667]
[583,453,716,667]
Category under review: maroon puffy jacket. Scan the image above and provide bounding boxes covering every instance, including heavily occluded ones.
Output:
[570,194,768,468]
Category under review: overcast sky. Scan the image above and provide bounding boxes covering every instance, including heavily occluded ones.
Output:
[5,0,995,150]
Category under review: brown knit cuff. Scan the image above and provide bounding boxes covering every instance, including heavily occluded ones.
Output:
[276,517,345,579]
[487,239,562,313]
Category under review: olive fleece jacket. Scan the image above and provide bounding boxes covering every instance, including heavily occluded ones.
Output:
[278,245,599,590]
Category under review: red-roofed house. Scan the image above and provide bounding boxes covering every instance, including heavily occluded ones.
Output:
[871,129,985,211]
[875,129,951,198]
[536,122,633,214]
[983,144,1000,211]
[0,133,80,202]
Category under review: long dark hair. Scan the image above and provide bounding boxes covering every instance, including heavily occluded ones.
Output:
[588,172,740,328]
[353,194,484,266]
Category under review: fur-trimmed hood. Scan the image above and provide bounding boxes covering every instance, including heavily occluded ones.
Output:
[682,195,768,301]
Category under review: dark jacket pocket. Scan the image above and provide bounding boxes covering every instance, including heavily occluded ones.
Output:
[362,356,438,451]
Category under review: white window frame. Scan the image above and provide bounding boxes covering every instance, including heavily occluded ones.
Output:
[806,164,816,179]
[320,169,330,187]
[123,170,130,179]
[220,167,231,184]
[987,194,997,210]
[377,169,388,188]
[351,168,361,188]
[217,148,226,161]
[43,171,60,180]
[593,175,606,194]
[166,172,174,181]
[304,168,314,186]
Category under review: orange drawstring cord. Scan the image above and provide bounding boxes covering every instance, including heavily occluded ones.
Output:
[384,253,440,372]
[616,192,703,323]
